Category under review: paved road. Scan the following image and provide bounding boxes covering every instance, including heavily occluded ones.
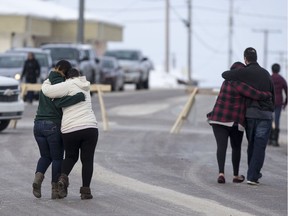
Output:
[0,88,287,216]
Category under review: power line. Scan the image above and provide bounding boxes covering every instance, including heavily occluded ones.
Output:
[99,0,142,18]
[252,28,282,68]
[86,5,286,20]
[194,31,226,54]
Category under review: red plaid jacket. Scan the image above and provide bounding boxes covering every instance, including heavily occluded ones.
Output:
[207,80,272,127]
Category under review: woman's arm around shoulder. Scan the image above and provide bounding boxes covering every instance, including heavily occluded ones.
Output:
[41,79,69,98]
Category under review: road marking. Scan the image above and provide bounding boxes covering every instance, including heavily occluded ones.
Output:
[83,163,253,216]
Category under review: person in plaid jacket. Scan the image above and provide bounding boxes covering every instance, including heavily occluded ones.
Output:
[207,62,272,184]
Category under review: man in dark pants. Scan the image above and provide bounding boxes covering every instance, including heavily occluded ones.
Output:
[222,47,275,185]
[269,63,287,146]
[21,52,40,103]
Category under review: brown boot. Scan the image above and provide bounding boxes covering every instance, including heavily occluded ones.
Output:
[32,172,44,198]
[80,187,93,200]
[58,174,69,199]
[51,182,58,199]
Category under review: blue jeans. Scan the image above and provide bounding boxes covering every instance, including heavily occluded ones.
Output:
[26,91,34,103]
[273,106,282,129]
[33,120,64,183]
[246,118,272,181]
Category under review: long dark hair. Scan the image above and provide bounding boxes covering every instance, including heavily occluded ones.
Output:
[55,60,72,76]
[66,68,80,79]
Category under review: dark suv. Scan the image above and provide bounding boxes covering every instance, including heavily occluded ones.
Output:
[41,43,100,83]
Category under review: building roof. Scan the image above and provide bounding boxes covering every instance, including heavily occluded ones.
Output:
[0,0,122,26]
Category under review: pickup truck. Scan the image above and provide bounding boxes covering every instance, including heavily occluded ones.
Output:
[0,76,24,132]
[104,49,153,90]
[41,43,100,84]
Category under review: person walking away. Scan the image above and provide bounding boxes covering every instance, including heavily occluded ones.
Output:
[268,63,287,146]
[21,52,40,104]
[42,68,98,200]
[207,61,272,184]
[33,60,85,199]
[222,47,275,185]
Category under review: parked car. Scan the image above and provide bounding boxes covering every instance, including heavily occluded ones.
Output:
[0,52,26,81]
[104,49,153,90]
[99,56,124,91]
[41,43,100,83]
[6,47,53,82]
[0,76,24,132]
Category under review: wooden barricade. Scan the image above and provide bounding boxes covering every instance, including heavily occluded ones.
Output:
[170,87,219,134]
[17,83,111,131]
[170,87,198,134]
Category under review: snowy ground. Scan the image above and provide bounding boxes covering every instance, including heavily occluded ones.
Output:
[149,65,188,89]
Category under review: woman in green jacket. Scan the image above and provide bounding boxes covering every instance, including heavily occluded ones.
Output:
[32,60,85,199]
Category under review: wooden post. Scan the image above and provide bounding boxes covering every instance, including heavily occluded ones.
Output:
[96,85,109,131]
[170,87,198,133]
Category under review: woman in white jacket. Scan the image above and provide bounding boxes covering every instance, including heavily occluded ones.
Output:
[42,68,98,200]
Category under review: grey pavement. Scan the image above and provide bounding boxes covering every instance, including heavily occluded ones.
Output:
[0,89,287,216]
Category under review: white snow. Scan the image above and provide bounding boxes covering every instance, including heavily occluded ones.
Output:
[0,0,122,25]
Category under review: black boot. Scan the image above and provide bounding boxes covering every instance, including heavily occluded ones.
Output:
[272,128,280,147]
[58,174,69,198]
[268,129,275,145]
[80,187,93,200]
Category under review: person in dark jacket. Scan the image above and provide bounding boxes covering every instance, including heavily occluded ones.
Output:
[32,60,85,199]
[222,47,275,186]
[21,52,41,103]
[207,61,272,184]
[268,63,287,146]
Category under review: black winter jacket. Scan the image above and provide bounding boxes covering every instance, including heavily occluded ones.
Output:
[21,59,40,83]
[222,62,275,119]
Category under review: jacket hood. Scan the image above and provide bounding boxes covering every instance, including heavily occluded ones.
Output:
[68,76,90,91]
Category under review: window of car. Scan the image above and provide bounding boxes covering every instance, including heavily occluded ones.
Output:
[83,50,91,60]
[0,56,25,68]
[33,53,49,67]
[44,48,79,61]
[100,59,115,69]
[105,51,140,61]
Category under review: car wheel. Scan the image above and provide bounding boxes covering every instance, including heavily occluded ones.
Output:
[136,79,143,90]
[119,83,124,91]
[111,80,116,91]
[0,120,10,132]
[143,78,149,89]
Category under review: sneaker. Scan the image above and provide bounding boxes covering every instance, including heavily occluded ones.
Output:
[247,180,259,185]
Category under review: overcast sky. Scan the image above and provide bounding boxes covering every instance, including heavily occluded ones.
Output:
[51,0,287,87]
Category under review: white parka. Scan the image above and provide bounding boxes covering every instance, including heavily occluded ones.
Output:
[42,76,98,133]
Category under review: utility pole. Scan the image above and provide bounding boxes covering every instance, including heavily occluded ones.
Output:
[165,0,170,73]
[252,29,281,69]
[187,0,192,84]
[228,0,233,68]
[77,0,85,44]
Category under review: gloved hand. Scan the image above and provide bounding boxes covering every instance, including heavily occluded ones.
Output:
[75,92,85,101]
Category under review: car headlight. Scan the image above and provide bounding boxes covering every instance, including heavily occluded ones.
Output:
[14,73,21,80]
